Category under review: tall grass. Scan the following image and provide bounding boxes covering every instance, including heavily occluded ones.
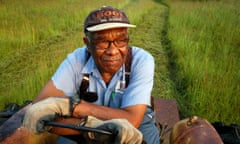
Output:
[167,0,240,124]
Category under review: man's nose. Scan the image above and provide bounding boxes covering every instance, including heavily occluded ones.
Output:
[105,42,118,55]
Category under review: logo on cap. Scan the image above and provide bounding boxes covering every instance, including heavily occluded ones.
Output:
[84,6,136,32]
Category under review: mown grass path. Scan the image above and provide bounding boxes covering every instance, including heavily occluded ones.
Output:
[129,3,175,99]
[0,25,84,105]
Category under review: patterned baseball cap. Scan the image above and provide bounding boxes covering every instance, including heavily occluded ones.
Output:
[84,6,136,32]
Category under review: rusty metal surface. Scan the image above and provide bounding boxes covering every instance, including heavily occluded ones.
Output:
[0,104,29,141]
[154,98,180,144]
[170,116,223,144]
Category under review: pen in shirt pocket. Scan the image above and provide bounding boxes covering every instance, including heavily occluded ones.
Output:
[111,91,115,99]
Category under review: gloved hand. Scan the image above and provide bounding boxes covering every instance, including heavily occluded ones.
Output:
[23,97,71,133]
[85,116,143,144]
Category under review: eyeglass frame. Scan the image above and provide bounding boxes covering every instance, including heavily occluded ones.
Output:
[86,35,129,51]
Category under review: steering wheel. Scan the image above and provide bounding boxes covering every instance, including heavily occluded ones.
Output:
[45,121,114,143]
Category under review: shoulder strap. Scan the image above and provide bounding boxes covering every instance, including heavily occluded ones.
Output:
[125,47,132,87]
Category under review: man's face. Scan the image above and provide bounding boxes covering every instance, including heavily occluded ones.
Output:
[86,28,129,74]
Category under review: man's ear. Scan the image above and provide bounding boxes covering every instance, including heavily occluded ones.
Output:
[83,37,92,53]
[83,37,90,46]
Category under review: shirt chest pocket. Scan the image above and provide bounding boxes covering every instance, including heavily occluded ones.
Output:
[108,91,124,108]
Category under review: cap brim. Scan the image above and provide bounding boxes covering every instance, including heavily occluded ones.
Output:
[86,22,136,32]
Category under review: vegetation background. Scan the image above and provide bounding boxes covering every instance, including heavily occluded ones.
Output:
[0,0,239,124]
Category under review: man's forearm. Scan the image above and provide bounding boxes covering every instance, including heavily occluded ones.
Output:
[72,100,146,128]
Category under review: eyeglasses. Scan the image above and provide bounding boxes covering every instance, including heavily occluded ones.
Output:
[88,37,129,50]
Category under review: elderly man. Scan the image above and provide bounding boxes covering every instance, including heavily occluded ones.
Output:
[23,6,160,144]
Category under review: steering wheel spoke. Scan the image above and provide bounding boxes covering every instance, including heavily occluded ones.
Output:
[45,121,114,142]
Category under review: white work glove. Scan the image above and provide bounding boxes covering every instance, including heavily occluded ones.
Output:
[23,97,71,133]
[85,116,143,144]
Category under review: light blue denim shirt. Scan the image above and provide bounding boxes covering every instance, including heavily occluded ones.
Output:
[52,46,154,108]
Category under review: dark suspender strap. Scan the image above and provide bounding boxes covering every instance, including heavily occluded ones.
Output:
[77,51,91,99]
[125,47,153,110]
[125,47,132,87]
[77,74,89,97]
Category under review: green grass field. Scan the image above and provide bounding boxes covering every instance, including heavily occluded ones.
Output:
[166,0,240,124]
[0,0,239,124]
